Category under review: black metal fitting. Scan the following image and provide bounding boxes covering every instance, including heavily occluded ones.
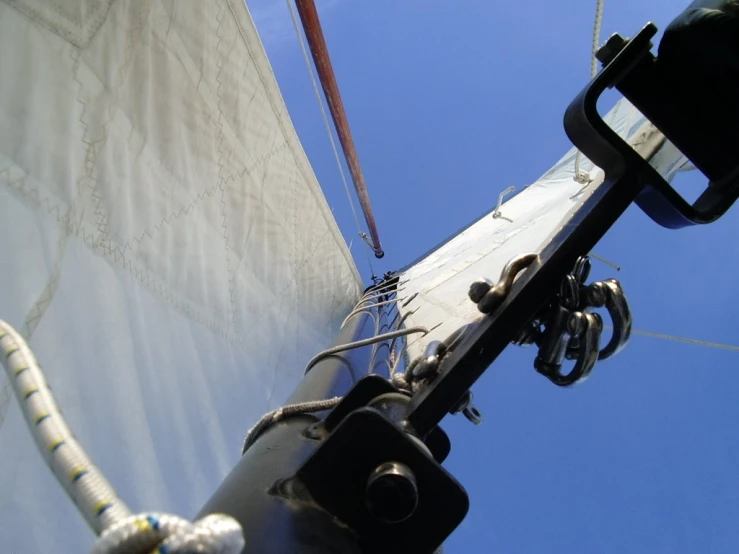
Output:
[366,461,419,524]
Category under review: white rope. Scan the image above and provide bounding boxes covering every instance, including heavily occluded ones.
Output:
[573,0,606,184]
[0,320,130,533]
[0,320,244,554]
[91,513,244,554]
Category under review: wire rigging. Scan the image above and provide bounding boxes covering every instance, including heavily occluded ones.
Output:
[286,0,379,276]
[573,0,606,183]
[590,253,621,271]
[603,324,739,352]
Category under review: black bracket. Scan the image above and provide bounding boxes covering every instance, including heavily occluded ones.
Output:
[297,377,467,554]
[319,375,451,463]
[592,24,739,228]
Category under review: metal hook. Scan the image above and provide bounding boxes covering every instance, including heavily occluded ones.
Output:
[587,279,632,360]
[560,274,581,310]
[573,256,592,284]
[470,253,538,314]
[411,341,444,380]
[535,311,602,387]
[492,186,516,220]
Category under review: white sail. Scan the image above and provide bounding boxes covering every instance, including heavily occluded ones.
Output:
[396,99,689,362]
[0,1,361,551]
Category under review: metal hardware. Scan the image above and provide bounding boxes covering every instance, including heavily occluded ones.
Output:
[323,376,451,464]
[450,390,482,425]
[492,186,516,221]
[588,279,632,360]
[305,327,429,375]
[596,33,628,66]
[462,405,482,425]
[296,407,468,554]
[469,253,538,314]
[366,462,419,524]
[570,24,739,229]
[402,323,485,426]
[514,256,631,386]
[535,311,602,387]
[469,254,629,388]
[411,341,444,381]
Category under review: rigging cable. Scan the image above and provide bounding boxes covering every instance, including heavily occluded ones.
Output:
[0,320,245,554]
[286,0,382,270]
[573,0,605,184]
[603,324,739,352]
[589,253,621,271]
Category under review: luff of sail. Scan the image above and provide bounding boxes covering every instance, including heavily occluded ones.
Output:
[0,1,361,551]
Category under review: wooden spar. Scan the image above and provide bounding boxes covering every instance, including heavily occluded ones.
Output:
[294,0,384,259]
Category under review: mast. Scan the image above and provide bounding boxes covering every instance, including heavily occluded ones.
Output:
[198,279,404,552]
[293,0,385,259]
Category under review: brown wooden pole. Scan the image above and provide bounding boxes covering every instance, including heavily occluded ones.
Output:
[294,0,384,259]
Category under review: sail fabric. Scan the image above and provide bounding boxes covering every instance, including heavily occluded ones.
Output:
[397,100,689,363]
[0,1,361,551]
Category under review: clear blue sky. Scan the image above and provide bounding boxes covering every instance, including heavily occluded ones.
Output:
[251,1,739,552]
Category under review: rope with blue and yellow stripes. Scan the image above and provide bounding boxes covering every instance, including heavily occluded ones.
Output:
[0,320,244,553]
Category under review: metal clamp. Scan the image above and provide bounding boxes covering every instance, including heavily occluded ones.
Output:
[512,256,632,387]
[534,309,602,387]
[469,253,538,314]
[587,279,632,360]
[402,323,484,425]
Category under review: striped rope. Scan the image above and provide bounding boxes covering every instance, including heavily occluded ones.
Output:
[0,320,244,553]
[0,320,129,533]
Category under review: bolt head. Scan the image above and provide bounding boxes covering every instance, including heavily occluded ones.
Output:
[366,462,418,524]
[596,33,628,65]
[469,279,492,303]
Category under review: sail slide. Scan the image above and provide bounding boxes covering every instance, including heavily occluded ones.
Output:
[395,99,689,364]
[0,1,361,551]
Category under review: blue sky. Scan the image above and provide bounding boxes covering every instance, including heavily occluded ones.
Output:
[252,1,739,552]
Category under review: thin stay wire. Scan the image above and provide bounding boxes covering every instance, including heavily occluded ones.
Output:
[631,328,739,353]
[573,0,605,183]
[286,0,375,277]
[604,325,739,353]
[590,252,621,271]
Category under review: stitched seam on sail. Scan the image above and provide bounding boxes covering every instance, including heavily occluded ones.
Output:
[0,171,250,351]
